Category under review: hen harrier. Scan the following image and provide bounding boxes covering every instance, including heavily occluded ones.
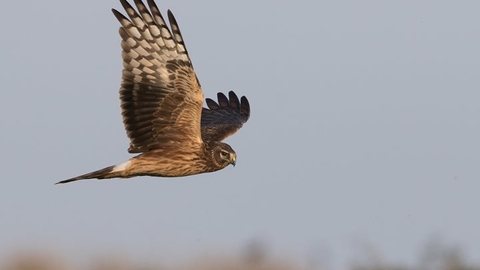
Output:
[57,0,250,184]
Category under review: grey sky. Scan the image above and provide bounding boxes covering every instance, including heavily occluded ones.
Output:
[1,0,480,268]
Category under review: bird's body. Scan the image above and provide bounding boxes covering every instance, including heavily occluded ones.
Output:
[57,0,249,184]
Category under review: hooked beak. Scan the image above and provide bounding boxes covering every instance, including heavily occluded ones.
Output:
[230,153,236,167]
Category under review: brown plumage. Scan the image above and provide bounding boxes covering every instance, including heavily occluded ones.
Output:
[57,0,250,184]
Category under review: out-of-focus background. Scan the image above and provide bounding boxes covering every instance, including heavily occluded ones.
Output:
[1,0,480,269]
[2,239,480,270]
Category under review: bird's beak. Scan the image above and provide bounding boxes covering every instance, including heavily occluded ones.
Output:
[230,153,236,167]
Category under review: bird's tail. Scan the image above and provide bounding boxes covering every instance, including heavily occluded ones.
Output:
[56,163,126,184]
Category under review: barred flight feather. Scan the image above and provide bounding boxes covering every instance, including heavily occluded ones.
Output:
[57,0,249,184]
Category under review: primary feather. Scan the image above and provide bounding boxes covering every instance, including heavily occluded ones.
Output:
[57,0,250,184]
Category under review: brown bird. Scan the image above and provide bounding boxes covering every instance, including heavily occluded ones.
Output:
[57,0,250,184]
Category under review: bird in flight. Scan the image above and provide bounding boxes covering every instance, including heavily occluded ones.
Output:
[57,0,250,184]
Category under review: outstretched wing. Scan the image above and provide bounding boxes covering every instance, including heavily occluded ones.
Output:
[201,91,250,142]
[112,0,204,153]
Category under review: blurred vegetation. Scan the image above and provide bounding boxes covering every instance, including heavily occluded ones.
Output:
[2,240,479,270]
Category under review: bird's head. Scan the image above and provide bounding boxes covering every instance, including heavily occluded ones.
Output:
[210,142,236,168]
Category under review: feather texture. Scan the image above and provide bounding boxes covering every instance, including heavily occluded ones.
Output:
[57,0,250,184]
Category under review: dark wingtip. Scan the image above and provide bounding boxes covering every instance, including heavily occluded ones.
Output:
[119,0,135,17]
[243,97,250,121]
[240,95,250,119]
[112,8,127,22]
[206,98,220,109]
[147,0,163,18]
[228,91,240,110]
[217,92,229,108]
[167,9,176,25]
[210,91,250,121]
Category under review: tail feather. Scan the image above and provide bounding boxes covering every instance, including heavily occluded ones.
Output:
[56,165,116,184]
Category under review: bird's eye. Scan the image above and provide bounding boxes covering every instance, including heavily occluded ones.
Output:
[220,151,229,158]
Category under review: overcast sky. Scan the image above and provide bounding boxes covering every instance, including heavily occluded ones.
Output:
[1,0,480,269]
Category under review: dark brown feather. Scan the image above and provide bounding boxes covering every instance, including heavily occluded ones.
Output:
[56,165,116,184]
[201,91,250,142]
[58,0,249,184]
